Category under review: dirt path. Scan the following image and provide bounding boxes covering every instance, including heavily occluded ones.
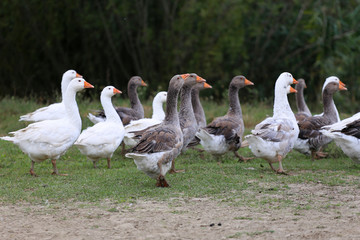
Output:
[1,183,360,239]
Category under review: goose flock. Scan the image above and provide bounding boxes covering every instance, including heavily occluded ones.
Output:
[1,70,359,186]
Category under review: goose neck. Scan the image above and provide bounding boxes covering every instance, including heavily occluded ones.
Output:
[295,87,311,115]
[191,88,206,127]
[227,86,242,117]
[273,87,294,120]
[128,83,144,117]
[322,89,338,121]
[164,84,180,125]
[179,85,196,122]
[101,95,124,126]
[64,88,82,130]
[152,97,166,121]
[61,77,69,101]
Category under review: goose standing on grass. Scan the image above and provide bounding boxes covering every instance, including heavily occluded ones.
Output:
[172,74,207,173]
[245,72,298,174]
[1,78,94,176]
[19,70,83,122]
[88,76,147,125]
[75,86,124,168]
[186,81,212,149]
[125,74,192,187]
[321,113,360,164]
[295,78,312,122]
[295,81,347,160]
[196,75,254,162]
[123,91,167,147]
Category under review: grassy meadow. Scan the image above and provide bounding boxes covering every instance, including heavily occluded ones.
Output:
[0,95,359,208]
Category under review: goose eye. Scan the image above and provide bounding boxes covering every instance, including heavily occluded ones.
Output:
[78,80,81,82]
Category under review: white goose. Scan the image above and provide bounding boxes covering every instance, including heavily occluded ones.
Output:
[245,72,298,174]
[75,86,125,168]
[123,91,167,147]
[321,113,360,164]
[1,78,94,176]
[19,70,83,122]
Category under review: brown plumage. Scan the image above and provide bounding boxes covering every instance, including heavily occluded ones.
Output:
[297,80,347,159]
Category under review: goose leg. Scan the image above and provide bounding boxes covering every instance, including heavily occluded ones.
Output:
[275,155,288,175]
[51,159,68,176]
[121,142,128,155]
[51,159,58,175]
[107,157,111,169]
[156,160,170,187]
[169,159,185,174]
[30,161,37,177]
[234,151,254,162]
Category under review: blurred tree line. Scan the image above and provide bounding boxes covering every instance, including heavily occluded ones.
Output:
[1,0,360,112]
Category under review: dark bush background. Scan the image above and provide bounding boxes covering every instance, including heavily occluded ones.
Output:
[1,0,360,112]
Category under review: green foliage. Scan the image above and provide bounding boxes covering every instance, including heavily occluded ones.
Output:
[0,0,360,112]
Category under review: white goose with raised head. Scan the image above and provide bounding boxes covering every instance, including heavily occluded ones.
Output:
[75,86,125,168]
[245,72,298,174]
[1,78,94,176]
[19,70,83,122]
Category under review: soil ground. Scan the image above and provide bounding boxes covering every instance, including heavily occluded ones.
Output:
[1,182,360,240]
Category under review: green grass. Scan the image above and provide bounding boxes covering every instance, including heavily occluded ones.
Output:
[0,97,359,206]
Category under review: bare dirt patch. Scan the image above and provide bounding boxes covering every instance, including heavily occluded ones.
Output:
[1,183,360,240]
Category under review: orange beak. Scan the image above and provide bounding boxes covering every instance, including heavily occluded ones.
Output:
[84,81,94,89]
[290,86,297,93]
[76,73,83,78]
[196,75,206,83]
[181,74,190,79]
[113,88,122,94]
[293,78,298,84]
[339,84,347,91]
[203,82,212,89]
[339,80,346,87]
[141,80,147,87]
[245,78,254,86]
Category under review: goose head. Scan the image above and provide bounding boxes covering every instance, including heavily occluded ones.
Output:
[63,69,83,81]
[168,74,189,89]
[153,91,167,103]
[102,86,122,98]
[322,76,346,92]
[68,78,94,92]
[193,81,212,90]
[323,80,347,95]
[275,72,297,94]
[183,73,206,87]
[230,75,254,90]
[129,76,147,87]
